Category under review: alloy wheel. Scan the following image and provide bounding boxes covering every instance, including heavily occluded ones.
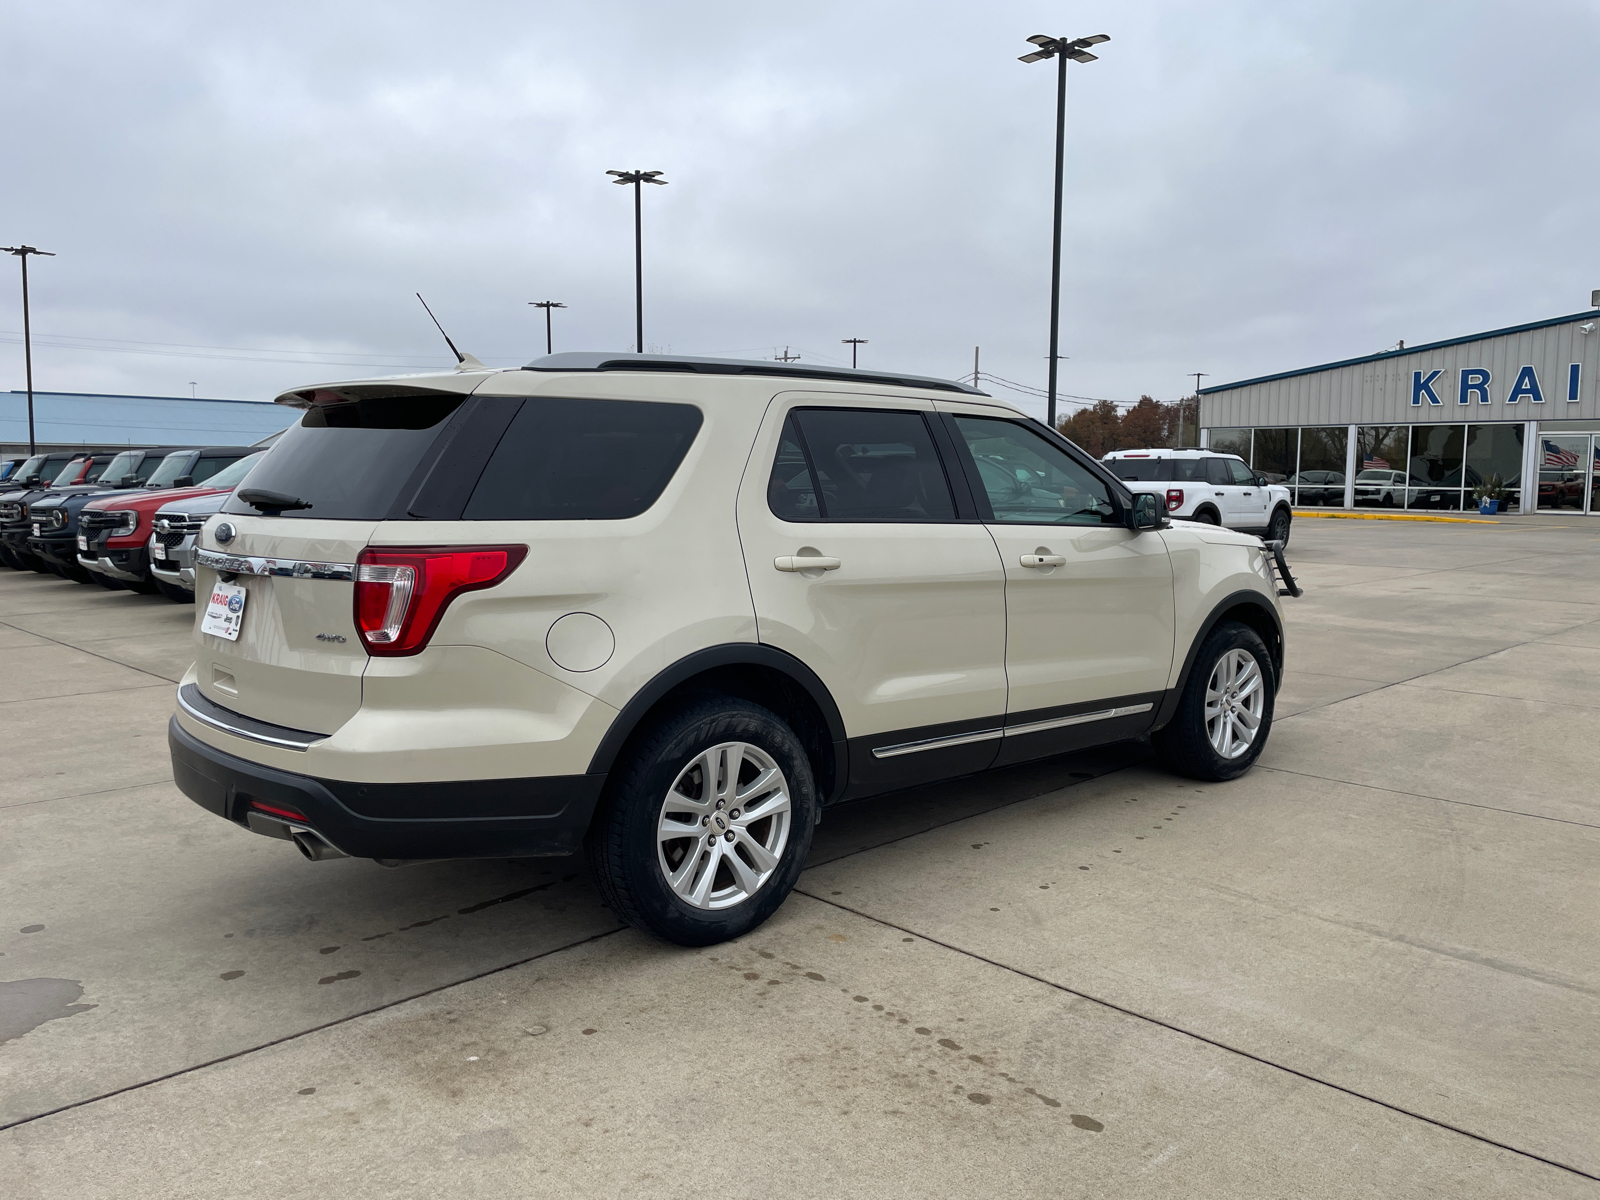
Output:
[1204,648,1264,759]
[656,741,792,910]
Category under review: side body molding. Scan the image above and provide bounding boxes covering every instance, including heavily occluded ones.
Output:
[1151,589,1284,732]
[584,643,850,801]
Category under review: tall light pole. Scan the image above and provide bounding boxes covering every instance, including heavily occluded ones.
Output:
[606,169,667,353]
[1187,372,1208,447]
[842,337,867,369]
[2,244,56,455]
[529,300,567,355]
[1018,33,1109,430]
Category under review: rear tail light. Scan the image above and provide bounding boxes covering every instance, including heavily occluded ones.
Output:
[354,545,527,656]
[250,800,307,822]
[1166,489,1184,511]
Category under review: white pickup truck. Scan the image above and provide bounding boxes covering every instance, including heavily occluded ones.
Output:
[1103,448,1295,545]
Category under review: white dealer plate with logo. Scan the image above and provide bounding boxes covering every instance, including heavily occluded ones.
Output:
[78,535,88,551]
[152,540,166,560]
[200,580,248,642]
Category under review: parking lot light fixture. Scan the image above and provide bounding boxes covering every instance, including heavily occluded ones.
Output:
[1018,33,1109,430]
[2,244,56,455]
[529,301,567,356]
[606,170,668,353]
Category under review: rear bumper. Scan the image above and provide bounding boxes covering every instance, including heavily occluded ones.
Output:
[168,717,604,861]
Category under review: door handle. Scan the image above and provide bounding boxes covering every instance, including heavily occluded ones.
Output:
[1020,554,1066,568]
[774,555,841,572]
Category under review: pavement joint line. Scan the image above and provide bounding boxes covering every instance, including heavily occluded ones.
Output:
[0,681,171,707]
[1255,765,1600,832]
[0,777,178,813]
[0,924,628,1137]
[790,889,1600,1184]
[1387,679,1600,713]
[1292,510,1501,524]
[0,618,182,686]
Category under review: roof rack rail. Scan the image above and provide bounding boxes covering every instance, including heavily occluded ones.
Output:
[521,352,987,396]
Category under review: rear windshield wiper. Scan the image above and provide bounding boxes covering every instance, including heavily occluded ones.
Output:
[237,488,313,513]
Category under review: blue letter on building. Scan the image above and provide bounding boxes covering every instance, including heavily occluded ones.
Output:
[1570,363,1582,403]
[1459,367,1491,404]
[1412,369,1443,406]
[1506,365,1543,404]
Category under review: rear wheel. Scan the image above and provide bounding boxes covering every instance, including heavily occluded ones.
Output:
[586,696,816,947]
[1153,621,1275,782]
[1267,506,1292,546]
[1194,507,1219,525]
[154,577,193,603]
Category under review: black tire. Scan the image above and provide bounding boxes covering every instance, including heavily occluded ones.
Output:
[1194,507,1220,526]
[123,577,159,595]
[91,572,125,591]
[154,577,193,603]
[1267,506,1292,546]
[586,696,817,947]
[1152,621,1276,782]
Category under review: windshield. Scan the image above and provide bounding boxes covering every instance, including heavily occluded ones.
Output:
[50,459,88,486]
[96,451,143,484]
[200,452,264,491]
[12,455,45,482]
[144,452,194,489]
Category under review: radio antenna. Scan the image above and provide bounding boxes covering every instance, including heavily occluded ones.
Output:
[415,293,485,370]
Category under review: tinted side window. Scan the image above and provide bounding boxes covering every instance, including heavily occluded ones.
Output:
[1205,458,1232,486]
[1170,457,1207,482]
[464,398,702,521]
[223,394,466,520]
[767,415,820,520]
[191,455,241,485]
[1227,459,1256,486]
[1108,457,1170,482]
[786,408,955,521]
[954,416,1117,525]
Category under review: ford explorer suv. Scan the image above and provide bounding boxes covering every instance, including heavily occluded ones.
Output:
[148,452,266,601]
[169,353,1299,947]
[1103,448,1294,545]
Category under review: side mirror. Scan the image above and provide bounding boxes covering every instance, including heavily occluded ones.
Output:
[1254,474,1268,488]
[1128,492,1164,531]
[173,475,194,488]
[119,474,140,487]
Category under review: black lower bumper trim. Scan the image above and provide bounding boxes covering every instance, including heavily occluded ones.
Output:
[169,717,603,860]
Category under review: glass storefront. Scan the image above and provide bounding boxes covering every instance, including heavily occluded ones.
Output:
[1204,422,1537,511]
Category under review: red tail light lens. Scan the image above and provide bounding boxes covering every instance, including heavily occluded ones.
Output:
[354,545,527,656]
[1166,489,1184,511]
[250,800,307,822]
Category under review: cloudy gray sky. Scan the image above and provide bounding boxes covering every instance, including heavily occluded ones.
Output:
[3,0,1598,419]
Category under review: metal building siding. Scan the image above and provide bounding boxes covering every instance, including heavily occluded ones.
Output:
[1200,312,1600,428]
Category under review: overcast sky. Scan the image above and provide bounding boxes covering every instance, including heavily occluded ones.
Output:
[3,0,1598,419]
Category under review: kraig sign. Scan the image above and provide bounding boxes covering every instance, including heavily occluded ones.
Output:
[1412,364,1583,406]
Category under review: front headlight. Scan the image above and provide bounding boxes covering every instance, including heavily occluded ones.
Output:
[107,510,139,537]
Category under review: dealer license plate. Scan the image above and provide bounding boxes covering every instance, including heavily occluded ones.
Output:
[152,541,166,560]
[32,522,40,536]
[78,535,88,551]
[200,580,248,642]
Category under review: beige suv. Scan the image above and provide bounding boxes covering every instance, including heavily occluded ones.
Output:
[169,354,1295,946]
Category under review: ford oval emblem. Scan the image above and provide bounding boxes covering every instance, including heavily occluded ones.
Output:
[214,521,236,545]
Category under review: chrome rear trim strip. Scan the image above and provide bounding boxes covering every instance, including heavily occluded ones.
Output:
[1004,703,1154,739]
[177,683,327,752]
[871,727,1004,760]
[197,549,355,581]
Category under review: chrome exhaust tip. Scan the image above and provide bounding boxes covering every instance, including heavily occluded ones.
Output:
[291,829,349,861]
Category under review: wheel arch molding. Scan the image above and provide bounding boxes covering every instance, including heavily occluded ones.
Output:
[585,643,849,803]
[1152,590,1284,732]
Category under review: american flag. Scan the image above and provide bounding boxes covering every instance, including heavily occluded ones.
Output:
[1543,440,1580,468]
[1362,456,1390,470]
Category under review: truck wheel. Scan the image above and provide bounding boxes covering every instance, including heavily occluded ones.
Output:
[154,578,194,604]
[91,573,125,591]
[1194,507,1219,525]
[124,577,159,595]
[586,696,816,947]
[1267,506,1292,546]
[1153,621,1275,782]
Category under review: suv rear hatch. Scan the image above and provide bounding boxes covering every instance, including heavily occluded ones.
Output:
[193,385,478,733]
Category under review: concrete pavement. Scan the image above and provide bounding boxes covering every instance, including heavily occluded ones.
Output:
[2,519,1598,1196]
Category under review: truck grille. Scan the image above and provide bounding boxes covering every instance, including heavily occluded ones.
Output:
[80,511,122,531]
[0,501,23,522]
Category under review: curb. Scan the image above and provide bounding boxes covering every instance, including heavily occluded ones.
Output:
[1291,510,1500,525]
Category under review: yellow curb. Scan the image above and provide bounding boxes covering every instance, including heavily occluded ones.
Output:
[1291,510,1501,525]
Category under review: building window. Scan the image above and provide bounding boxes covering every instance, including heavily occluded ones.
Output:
[1407,424,1466,511]
[1295,426,1348,507]
[1252,428,1297,486]
[1465,424,1523,509]
[1355,427,1410,508]
[1207,427,1250,460]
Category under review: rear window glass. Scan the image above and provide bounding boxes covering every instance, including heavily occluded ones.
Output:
[1107,457,1168,482]
[462,398,702,520]
[191,455,242,484]
[222,394,466,520]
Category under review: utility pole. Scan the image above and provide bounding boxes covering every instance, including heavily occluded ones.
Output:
[1019,33,1109,431]
[775,347,801,362]
[529,301,567,355]
[841,338,867,369]
[1187,372,1208,446]
[2,244,56,455]
[606,170,668,353]
[189,382,197,399]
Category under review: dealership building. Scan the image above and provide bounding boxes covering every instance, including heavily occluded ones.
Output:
[1197,299,1600,515]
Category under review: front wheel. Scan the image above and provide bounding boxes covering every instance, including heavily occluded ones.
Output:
[154,577,193,604]
[1267,506,1292,546]
[586,697,817,946]
[1153,621,1275,782]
